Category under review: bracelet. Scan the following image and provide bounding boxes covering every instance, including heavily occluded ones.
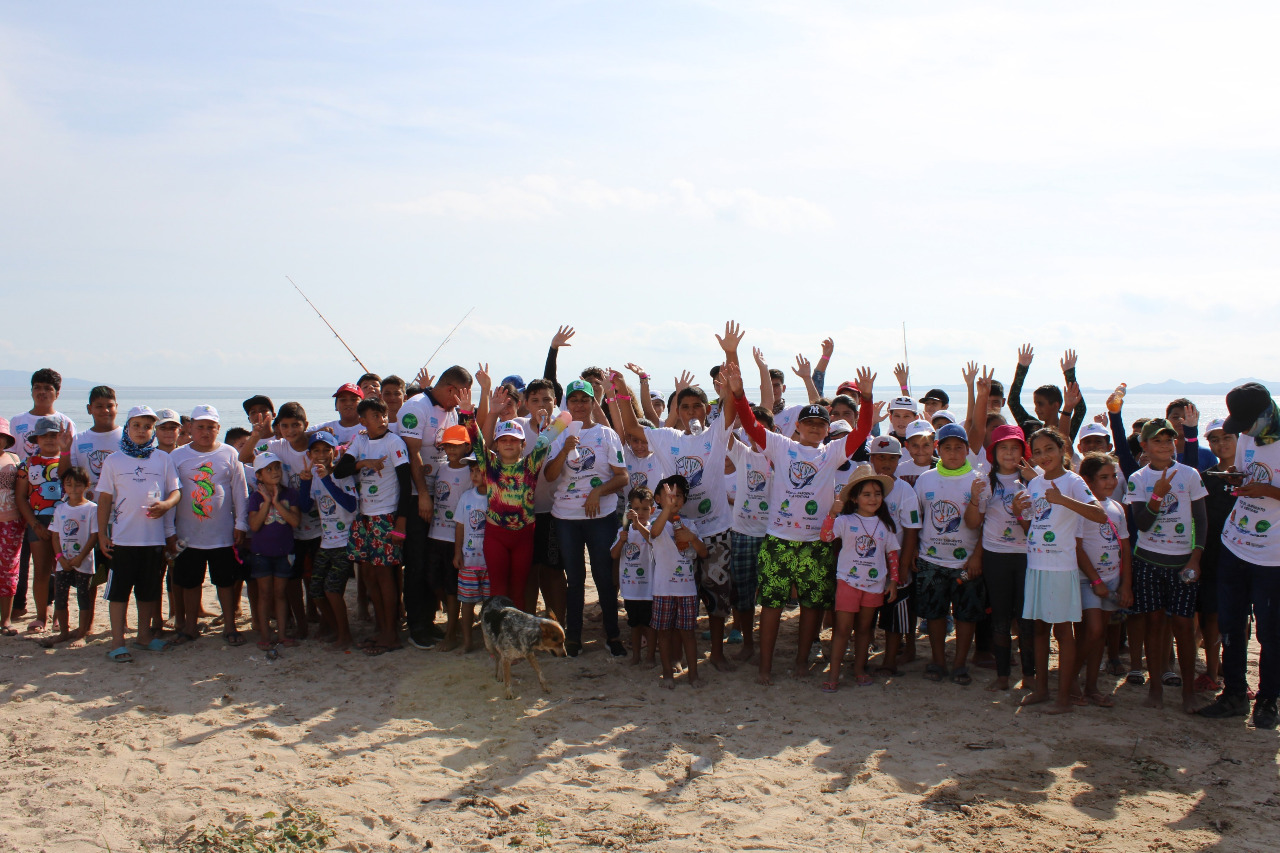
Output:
[1092,579,1106,587]
[899,385,909,394]
[388,531,405,540]
[603,397,615,404]
[1149,493,1163,504]
[616,395,632,401]
[639,374,650,380]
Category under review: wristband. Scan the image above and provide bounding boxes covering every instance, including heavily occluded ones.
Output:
[616,395,632,401]
[389,531,405,540]
[1149,493,1163,503]
[1092,579,1106,587]
[603,397,615,404]
[899,385,909,394]
[639,374,650,380]
[458,409,474,417]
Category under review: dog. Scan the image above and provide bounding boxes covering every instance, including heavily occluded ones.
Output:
[480,596,567,699]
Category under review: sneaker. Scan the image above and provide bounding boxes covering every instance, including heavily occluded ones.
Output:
[565,639,582,658]
[407,631,438,650]
[727,629,743,644]
[607,639,626,657]
[1251,698,1279,730]
[1197,692,1249,719]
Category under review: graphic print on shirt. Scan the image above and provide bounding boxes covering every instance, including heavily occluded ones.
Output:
[675,455,704,490]
[930,498,963,535]
[25,458,63,516]
[190,462,215,520]
[1246,460,1273,486]
[435,478,453,519]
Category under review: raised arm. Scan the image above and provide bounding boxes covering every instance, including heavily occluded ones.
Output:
[752,347,774,412]
[723,361,769,448]
[626,363,659,422]
[813,337,834,397]
[1060,351,1086,439]
[610,371,646,441]
[792,355,820,404]
[1107,408,1140,480]
[969,366,993,453]
[1008,344,1034,428]
[544,325,574,388]
[841,367,876,457]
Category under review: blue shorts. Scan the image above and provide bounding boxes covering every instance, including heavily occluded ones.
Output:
[248,553,294,580]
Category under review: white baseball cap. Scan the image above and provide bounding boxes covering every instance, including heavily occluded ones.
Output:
[126,405,158,423]
[494,420,526,441]
[1075,422,1110,447]
[154,408,181,426]
[930,410,958,426]
[190,405,220,422]
[1206,418,1227,436]
[827,419,852,437]
[889,396,919,414]
[253,452,282,472]
[904,420,934,441]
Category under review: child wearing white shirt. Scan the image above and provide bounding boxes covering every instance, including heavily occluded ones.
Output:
[48,467,97,648]
[649,475,708,689]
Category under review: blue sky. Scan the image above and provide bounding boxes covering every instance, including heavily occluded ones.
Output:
[3,1,1278,393]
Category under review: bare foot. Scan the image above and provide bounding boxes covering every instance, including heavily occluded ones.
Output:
[898,651,917,665]
[1143,688,1164,709]
[66,634,87,649]
[1019,691,1051,707]
[790,664,810,680]
[437,637,459,653]
[709,655,737,673]
[1182,695,1203,714]
[642,658,657,669]
[687,676,704,688]
[661,675,676,690]
[756,670,773,686]
[628,655,641,667]
[1042,702,1073,715]
[1017,677,1036,690]
[986,677,1010,692]
[733,645,755,663]
[356,609,371,623]
[327,640,351,652]
[463,641,480,654]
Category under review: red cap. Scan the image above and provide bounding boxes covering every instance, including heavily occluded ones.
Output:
[836,380,858,396]
[333,383,364,400]
[986,424,1030,465]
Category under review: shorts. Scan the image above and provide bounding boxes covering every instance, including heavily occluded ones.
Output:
[533,512,561,568]
[878,580,915,633]
[247,553,294,580]
[729,531,764,613]
[1132,554,1198,618]
[54,569,93,611]
[293,536,321,581]
[309,547,353,597]
[26,516,52,544]
[756,536,835,610]
[458,565,491,604]
[1079,575,1121,612]
[915,558,987,623]
[173,546,242,589]
[651,595,697,631]
[1023,568,1082,624]
[835,580,885,613]
[696,529,733,617]
[425,536,458,595]
[624,598,653,628]
[103,545,165,603]
[347,514,403,568]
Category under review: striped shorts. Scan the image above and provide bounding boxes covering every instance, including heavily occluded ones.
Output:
[728,531,764,613]
[458,566,491,604]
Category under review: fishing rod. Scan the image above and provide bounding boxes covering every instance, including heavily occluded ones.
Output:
[417,306,475,378]
[286,275,369,372]
[902,321,910,393]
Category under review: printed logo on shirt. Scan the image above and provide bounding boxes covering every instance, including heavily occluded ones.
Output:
[629,471,648,491]
[1100,522,1117,542]
[1258,520,1272,533]
[62,518,80,538]
[1032,496,1052,522]
[747,470,767,492]
[930,500,962,534]
[434,480,450,504]
[469,508,486,530]
[1160,492,1180,516]
[788,461,817,490]
[854,534,877,558]
[569,446,597,473]
[190,462,215,520]
[1246,462,1272,485]
[401,413,419,430]
[675,456,705,489]
[623,542,640,561]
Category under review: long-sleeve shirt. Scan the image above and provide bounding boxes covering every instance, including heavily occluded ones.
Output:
[469,417,559,531]
[1008,363,1086,439]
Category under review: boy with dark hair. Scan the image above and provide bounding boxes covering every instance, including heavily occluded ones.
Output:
[1008,346,1086,441]
[1166,398,1217,472]
[47,466,97,647]
[322,383,365,444]
[381,375,407,423]
[67,386,121,501]
[357,373,382,400]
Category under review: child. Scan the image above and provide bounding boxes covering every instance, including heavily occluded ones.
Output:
[965,424,1034,691]
[67,386,121,501]
[611,486,656,667]
[649,475,708,688]
[47,467,97,647]
[727,406,777,663]
[322,383,365,444]
[381,375,407,424]
[0,419,21,634]
[427,424,473,651]
[297,431,359,651]
[897,421,935,487]
[155,410,182,454]
[334,397,413,655]
[1074,451,1132,706]
[15,417,67,633]
[1013,427,1107,713]
[887,396,919,445]
[452,456,489,652]
[865,435,921,675]
[1123,417,1208,713]
[246,453,300,649]
[822,464,900,690]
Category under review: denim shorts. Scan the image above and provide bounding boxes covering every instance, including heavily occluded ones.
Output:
[248,553,294,580]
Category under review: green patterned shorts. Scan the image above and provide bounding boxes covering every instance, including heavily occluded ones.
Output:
[757,535,835,610]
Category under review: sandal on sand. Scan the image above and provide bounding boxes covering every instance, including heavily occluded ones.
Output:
[1086,692,1115,708]
[1193,674,1222,693]
[170,632,197,646]
[1126,670,1145,686]
[0,626,17,637]
[1162,670,1182,687]
[951,667,972,686]
[106,646,134,663]
[364,644,402,657]
[224,631,246,647]
[855,674,874,687]
[924,663,947,682]
[821,680,839,693]
[26,620,46,633]
[131,637,172,652]
[256,640,275,651]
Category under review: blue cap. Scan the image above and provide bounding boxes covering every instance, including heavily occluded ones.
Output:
[307,430,339,449]
[500,375,526,394]
[31,416,62,437]
[935,423,968,445]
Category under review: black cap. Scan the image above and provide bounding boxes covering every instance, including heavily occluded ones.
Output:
[920,388,949,405]
[989,380,1004,398]
[1223,382,1272,435]
[798,404,830,424]
[242,394,274,416]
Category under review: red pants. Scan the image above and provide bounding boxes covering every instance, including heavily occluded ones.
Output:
[483,523,535,606]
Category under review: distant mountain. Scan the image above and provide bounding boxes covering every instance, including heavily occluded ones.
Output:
[0,369,95,389]
[1126,378,1277,395]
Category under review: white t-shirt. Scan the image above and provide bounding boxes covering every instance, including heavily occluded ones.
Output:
[319,419,363,445]
[832,513,898,593]
[548,423,627,520]
[913,469,982,569]
[968,449,991,476]
[623,446,670,500]
[96,450,180,547]
[9,410,76,462]
[978,472,1029,554]
[614,525,653,601]
[454,487,489,567]
[759,431,854,542]
[51,500,97,574]
[884,478,922,550]
[728,441,773,538]
[1080,498,1128,585]
[253,437,321,540]
[1124,463,1207,556]
[896,457,933,487]
[169,444,249,549]
[772,404,806,440]
[646,419,731,536]
[651,516,699,597]
[70,428,121,497]
[310,474,358,549]
[1222,434,1280,567]
[430,463,473,541]
[345,431,410,517]
[397,393,458,494]
[1025,471,1097,571]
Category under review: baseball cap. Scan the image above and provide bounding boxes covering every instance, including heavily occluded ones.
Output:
[1223,382,1272,435]
[190,405,220,422]
[904,420,933,441]
[440,425,470,445]
[650,391,663,402]
[501,375,526,395]
[463,453,480,464]
[154,408,181,427]
[798,404,830,424]
[827,419,852,437]
[307,430,338,449]
[920,388,949,406]
[334,383,364,400]
[935,423,969,446]
[494,420,526,441]
[930,410,957,426]
[252,451,282,472]
[1075,422,1110,447]
[889,396,919,414]
[565,379,595,399]
[242,394,273,415]
[1205,418,1227,436]
[126,405,158,423]
[1140,418,1179,443]
[30,416,62,437]
[866,434,902,456]
[836,380,858,397]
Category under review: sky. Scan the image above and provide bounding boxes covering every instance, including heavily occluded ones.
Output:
[3,1,1278,394]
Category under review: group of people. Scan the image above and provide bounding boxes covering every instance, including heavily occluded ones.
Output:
[0,323,1276,729]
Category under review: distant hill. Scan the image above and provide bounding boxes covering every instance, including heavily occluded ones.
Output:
[1126,378,1277,395]
[0,369,95,389]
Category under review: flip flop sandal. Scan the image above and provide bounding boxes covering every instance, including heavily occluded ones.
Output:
[170,632,198,646]
[1125,670,1145,686]
[1087,692,1116,708]
[855,674,874,687]
[1162,671,1182,687]
[821,680,839,693]
[951,667,973,686]
[106,646,134,663]
[131,637,172,652]
[224,631,247,647]
[0,627,17,637]
[924,664,947,682]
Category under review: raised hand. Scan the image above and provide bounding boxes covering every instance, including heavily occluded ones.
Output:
[1094,413,1108,425]
[457,383,474,412]
[1060,349,1078,374]
[893,362,909,390]
[490,385,510,411]
[820,337,835,361]
[716,320,745,354]
[551,325,576,349]
[873,400,888,424]
[961,362,978,388]
[625,362,647,378]
[855,366,875,399]
[1063,381,1082,412]
[752,346,768,370]
[1184,401,1200,428]
[476,363,492,393]
[673,370,695,393]
[720,361,745,396]
[1044,479,1064,505]
[977,365,994,393]
[1152,466,1175,499]
[57,423,74,454]
[1017,457,1038,482]
[1017,344,1034,367]
[792,354,812,380]
[659,482,679,509]
[415,367,435,389]
[250,411,273,439]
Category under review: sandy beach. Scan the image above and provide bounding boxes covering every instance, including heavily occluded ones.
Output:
[2,586,1277,853]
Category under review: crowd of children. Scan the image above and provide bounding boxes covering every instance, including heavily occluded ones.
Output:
[1,325,1277,729]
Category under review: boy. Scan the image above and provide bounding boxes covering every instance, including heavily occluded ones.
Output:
[47,466,97,647]
[155,410,182,454]
[66,386,121,501]
[1166,398,1218,472]
[726,406,776,663]
[886,396,919,445]
[912,423,985,685]
[297,431,359,651]
[427,424,473,651]
[1008,345,1086,440]
[334,398,413,655]
[357,373,382,401]
[612,486,656,667]
[523,377,568,625]
[897,421,935,487]
[452,455,489,652]
[322,383,365,444]
[1124,418,1208,713]
[381,375,407,424]
[920,389,949,420]
[649,475,708,688]
[865,435,922,674]
[15,417,67,632]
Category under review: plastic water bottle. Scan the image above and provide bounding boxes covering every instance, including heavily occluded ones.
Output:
[688,418,704,436]
[1106,383,1127,413]
[1180,566,1199,583]
[956,570,969,583]
[173,538,189,557]
[566,420,582,463]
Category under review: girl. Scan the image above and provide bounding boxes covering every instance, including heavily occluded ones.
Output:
[1013,427,1107,713]
[649,475,708,688]
[0,419,22,635]
[247,453,301,650]
[1074,452,1133,707]
[822,465,900,690]
[965,424,1035,691]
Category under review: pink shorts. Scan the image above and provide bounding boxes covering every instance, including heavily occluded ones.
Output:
[835,581,884,613]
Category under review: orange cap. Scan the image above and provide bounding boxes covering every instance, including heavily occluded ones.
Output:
[439,424,469,445]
